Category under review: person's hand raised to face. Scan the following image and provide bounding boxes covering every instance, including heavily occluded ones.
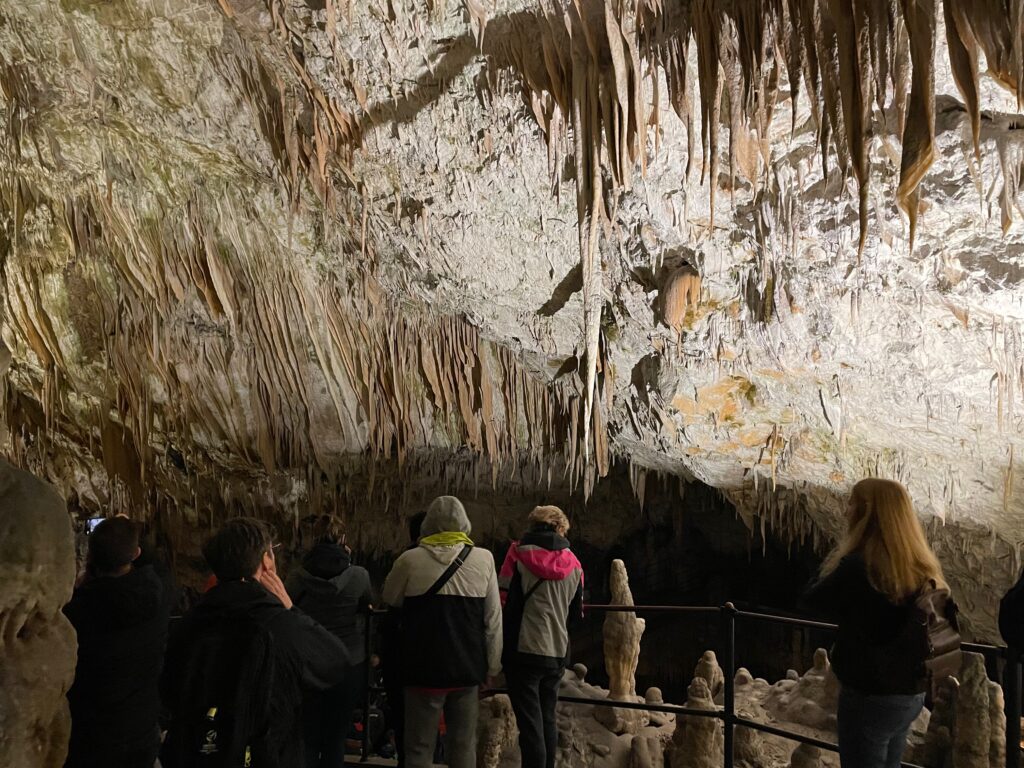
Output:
[255,543,293,610]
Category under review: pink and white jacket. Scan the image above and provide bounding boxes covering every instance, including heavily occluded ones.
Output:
[499,529,584,668]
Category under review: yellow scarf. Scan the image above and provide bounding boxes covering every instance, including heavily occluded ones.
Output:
[420,531,474,547]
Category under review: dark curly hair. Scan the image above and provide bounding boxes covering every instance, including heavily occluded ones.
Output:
[88,517,141,574]
[203,518,273,581]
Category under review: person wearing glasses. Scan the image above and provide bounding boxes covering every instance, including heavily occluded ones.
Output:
[160,518,349,768]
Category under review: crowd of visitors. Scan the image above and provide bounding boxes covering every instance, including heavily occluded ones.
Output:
[59,479,1023,768]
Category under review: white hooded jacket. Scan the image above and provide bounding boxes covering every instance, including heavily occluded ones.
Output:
[382,496,502,684]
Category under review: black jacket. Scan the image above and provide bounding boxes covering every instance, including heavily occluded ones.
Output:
[160,579,349,767]
[63,563,173,761]
[802,554,927,695]
[285,543,373,663]
[1000,569,1024,650]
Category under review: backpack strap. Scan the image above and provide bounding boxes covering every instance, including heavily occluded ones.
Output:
[523,578,545,602]
[422,545,473,598]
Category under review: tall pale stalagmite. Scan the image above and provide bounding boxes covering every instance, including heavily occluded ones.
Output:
[952,652,999,768]
[603,558,646,699]
[0,458,76,768]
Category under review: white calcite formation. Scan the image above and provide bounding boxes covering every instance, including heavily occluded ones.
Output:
[669,678,723,768]
[483,645,1004,768]
[950,653,1007,768]
[763,648,839,731]
[694,650,725,702]
[0,0,1022,638]
[605,559,646,700]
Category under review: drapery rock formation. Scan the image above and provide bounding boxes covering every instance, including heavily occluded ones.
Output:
[1,0,1023,637]
[0,458,76,768]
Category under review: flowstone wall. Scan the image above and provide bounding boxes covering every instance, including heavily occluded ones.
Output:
[1,0,1023,636]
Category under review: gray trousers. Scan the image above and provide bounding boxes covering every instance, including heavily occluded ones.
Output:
[404,686,479,768]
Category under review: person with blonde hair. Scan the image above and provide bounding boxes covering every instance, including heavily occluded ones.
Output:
[803,479,950,768]
[499,505,584,768]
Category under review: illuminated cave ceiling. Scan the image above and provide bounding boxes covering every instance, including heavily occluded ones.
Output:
[2,1,1024,629]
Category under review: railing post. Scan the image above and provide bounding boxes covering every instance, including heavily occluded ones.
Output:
[1006,650,1021,768]
[722,602,737,768]
[361,608,373,763]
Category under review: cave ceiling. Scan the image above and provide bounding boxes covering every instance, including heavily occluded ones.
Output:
[2,0,1024,625]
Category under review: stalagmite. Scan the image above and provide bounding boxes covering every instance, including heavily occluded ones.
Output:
[789,744,823,768]
[988,680,1006,768]
[669,678,723,768]
[477,694,518,768]
[0,458,76,768]
[693,650,724,701]
[604,559,646,699]
[952,653,1003,768]
[630,731,669,768]
[763,648,838,730]
[734,706,768,766]
[595,559,650,736]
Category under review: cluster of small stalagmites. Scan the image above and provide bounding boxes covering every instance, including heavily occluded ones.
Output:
[479,562,1008,768]
[763,648,839,731]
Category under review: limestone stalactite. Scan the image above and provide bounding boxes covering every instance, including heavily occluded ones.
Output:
[1,0,1024,626]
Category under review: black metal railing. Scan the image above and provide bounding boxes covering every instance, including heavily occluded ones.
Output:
[359,602,1023,768]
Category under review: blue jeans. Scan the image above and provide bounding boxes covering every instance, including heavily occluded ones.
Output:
[837,687,926,768]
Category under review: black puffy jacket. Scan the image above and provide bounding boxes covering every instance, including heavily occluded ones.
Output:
[286,542,373,663]
[1000,569,1024,650]
[160,579,349,767]
[64,563,173,762]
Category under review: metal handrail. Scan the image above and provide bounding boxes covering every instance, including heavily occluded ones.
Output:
[358,601,1022,768]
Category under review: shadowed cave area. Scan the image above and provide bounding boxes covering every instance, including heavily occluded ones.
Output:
[3,0,1024,766]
